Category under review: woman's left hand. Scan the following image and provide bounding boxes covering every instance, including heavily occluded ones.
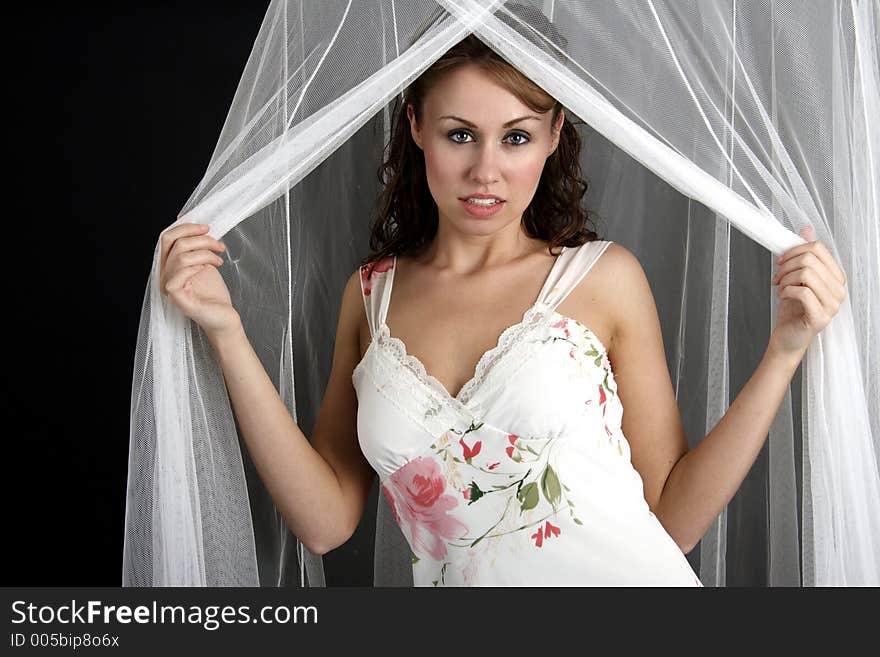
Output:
[768,225,848,361]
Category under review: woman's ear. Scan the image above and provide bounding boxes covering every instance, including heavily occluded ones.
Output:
[407,104,423,150]
[548,108,564,156]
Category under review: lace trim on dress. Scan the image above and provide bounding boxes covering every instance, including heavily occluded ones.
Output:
[377,301,553,410]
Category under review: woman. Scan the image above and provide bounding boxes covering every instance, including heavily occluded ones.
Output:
[157,36,847,586]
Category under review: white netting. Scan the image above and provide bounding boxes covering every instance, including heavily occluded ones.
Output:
[123,0,880,587]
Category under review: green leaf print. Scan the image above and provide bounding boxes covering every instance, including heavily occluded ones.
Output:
[541,466,562,508]
[585,347,598,357]
[518,482,539,511]
[468,481,485,504]
[411,552,419,564]
[573,517,583,525]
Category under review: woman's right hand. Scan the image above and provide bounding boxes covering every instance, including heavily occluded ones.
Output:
[159,222,241,339]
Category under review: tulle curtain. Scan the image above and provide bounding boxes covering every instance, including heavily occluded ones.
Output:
[123,0,880,588]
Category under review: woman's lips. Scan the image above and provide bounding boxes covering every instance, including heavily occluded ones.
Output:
[459,198,506,218]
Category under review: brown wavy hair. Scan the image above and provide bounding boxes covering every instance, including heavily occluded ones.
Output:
[361,33,601,271]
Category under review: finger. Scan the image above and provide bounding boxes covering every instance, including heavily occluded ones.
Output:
[160,223,210,268]
[772,251,816,285]
[777,230,846,286]
[801,238,847,286]
[773,251,847,302]
[163,264,209,296]
[776,265,840,313]
[175,249,225,269]
[167,234,227,262]
[779,284,828,327]
[161,249,224,289]
[161,222,208,251]
[772,250,840,289]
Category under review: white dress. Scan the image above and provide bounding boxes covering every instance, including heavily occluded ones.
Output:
[352,240,703,587]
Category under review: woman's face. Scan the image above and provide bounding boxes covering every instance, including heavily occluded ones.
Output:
[407,64,564,237]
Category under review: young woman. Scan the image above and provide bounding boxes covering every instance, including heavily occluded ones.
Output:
[157,36,847,586]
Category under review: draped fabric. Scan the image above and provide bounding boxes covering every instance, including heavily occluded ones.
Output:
[123,0,880,587]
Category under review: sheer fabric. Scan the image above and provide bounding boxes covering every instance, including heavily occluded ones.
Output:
[123,0,880,587]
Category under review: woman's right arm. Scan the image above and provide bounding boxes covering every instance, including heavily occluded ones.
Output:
[160,223,374,555]
[207,271,375,556]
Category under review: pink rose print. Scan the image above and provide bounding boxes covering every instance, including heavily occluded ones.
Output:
[550,317,571,338]
[360,256,395,297]
[382,457,468,561]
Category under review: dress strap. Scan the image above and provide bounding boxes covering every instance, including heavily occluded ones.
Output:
[358,255,397,338]
[536,240,613,312]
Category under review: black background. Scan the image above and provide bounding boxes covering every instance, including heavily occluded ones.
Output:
[1,2,370,586]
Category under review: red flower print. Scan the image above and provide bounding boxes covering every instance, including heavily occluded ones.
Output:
[598,385,606,405]
[504,434,518,459]
[532,521,561,547]
[569,347,576,359]
[360,256,395,297]
[531,528,544,548]
[488,462,500,470]
[463,488,471,500]
[459,437,482,460]
[382,457,468,561]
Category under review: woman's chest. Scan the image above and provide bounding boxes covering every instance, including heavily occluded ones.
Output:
[358,282,615,399]
[353,303,624,481]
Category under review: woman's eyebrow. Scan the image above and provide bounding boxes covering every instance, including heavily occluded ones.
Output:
[438,115,541,128]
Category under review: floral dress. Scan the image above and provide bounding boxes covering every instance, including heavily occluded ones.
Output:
[352,240,703,586]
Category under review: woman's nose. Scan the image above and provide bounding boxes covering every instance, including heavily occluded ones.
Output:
[469,143,500,184]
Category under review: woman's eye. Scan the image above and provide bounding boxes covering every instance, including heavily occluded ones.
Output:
[447,130,530,145]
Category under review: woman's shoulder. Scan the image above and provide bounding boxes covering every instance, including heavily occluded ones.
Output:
[593,240,639,273]
[568,239,642,284]
[593,241,657,337]
[566,240,651,357]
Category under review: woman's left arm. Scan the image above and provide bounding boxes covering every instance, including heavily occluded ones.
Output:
[655,225,848,552]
